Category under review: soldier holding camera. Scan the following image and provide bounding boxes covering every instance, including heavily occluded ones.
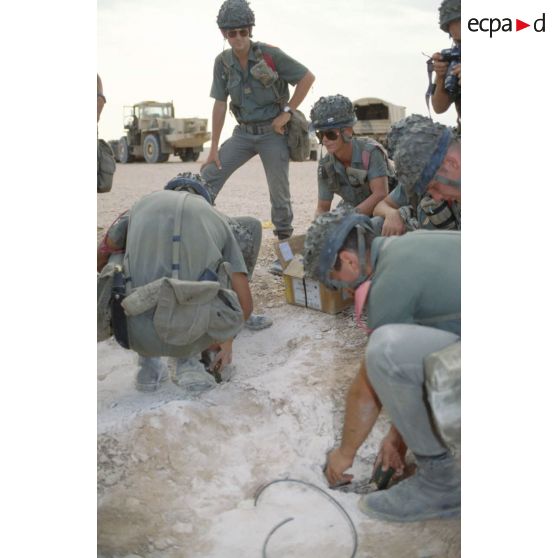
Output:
[431,0,461,127]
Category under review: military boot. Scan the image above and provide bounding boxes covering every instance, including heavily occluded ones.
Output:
[244,313,273,330]
[359,453,460,522]
[268,259,283,276]
[173,356,216,393]
[135,356,168,392]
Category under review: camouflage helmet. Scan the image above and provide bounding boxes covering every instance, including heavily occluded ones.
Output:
[217,0,255,29]
[438,0,461,32]
[309,95,357,132]
[303,206,375,289]
[392,115,454,197]
[164,172,214,205]
[386,114,426,159]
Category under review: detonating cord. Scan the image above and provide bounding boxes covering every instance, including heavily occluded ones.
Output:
[254,478,358,558]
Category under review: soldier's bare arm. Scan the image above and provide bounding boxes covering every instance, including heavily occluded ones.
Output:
[272,70,315,134]
[325,360,382,486]
[355,176,389,216]
[315,198,332,217]
[230,271,253,320]
[373,198,406,236]
[201,100,227,170]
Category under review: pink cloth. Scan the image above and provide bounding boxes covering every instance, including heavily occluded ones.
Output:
[354,280,373,334]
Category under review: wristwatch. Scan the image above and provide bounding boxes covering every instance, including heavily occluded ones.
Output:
[282,105,293,115]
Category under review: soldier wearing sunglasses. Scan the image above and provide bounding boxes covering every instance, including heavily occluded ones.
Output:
[310,95,392,219]
[201,0,314,275]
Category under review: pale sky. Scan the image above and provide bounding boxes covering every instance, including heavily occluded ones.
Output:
[97,0,457,142]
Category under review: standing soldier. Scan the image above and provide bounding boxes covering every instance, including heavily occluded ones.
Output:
[201,0,315,275]
[310,94,392,218]
[430,0,461,128]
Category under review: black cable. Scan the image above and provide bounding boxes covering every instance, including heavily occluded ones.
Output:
[254,478,358,558]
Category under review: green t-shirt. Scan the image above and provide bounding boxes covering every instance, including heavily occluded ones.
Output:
[210,41,308,123]
[318,138,391,207]
[366,230,461,335]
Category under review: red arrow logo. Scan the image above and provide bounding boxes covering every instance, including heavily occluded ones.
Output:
[516,19,531,31]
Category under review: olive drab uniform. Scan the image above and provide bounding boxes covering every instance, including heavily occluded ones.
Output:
[201,41,309,240]
[100,191,248,358]
[364,231,461,467]
[97,138,116,193]
[318,137,393,208]
[97,194,262,347]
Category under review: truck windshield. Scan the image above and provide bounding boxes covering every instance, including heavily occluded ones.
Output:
[138,106,172,118]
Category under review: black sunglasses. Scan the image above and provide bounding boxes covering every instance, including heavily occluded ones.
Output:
[317,129,340,142]
[226,28,249,38]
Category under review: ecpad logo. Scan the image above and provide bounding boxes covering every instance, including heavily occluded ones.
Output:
[468,13,546,37]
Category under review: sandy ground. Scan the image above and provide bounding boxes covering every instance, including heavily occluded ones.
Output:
[97,152,460,557]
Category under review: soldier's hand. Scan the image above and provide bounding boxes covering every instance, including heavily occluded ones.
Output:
[201,149,222,171]
[381,211,406,236]
[272,111,291,135]
[373,430,406,480]
[210,338,233,372]
[431,52,449,81]
[324,448,354,487]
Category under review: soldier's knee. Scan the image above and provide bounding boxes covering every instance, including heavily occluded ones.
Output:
[365,325,411,384]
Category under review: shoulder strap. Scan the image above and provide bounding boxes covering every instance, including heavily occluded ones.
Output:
[171,193,189,279]
[360,139,389,169]
[425,58,435,118]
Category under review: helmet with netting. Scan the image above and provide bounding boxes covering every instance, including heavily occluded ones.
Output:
[217,0,255,29]
[438,0,460,32]
[392,115,454,197]
[386,114,429,159]
[303,206,375,289]
[164,172,214,205]
[309,95,357,132]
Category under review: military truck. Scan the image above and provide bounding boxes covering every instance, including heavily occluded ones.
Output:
[118,101,211,164]
[352,97,406,146]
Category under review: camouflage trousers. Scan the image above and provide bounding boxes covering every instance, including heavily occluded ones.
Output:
[201,126,293,240]
[227,215,262,280]
[365,324,459,457]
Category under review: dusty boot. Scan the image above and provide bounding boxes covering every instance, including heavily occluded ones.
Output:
[268,259,283,276]
[173,356,216,393]
[135,356,168,392]
[359,453,460,522]
[244,313,273,330]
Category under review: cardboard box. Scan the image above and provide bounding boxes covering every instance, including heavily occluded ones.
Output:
[275,235,354,315]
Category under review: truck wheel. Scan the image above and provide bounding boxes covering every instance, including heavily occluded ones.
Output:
[179,148,194,162]
[309,150,317,161]
[143,134,161,164]
[192,152,200,162]
[118,137,133,163]
[158,153,170,162]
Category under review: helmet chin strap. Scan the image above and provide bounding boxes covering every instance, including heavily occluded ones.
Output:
[341,130,352,144]
[328,225,371,290]
[432,173,461,189]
